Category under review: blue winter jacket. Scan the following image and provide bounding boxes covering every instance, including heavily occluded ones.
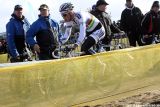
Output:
[6,14,30,58]
[26,15,60,47]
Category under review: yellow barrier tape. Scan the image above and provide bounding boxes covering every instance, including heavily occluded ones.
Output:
[0,45,160,107]
[0,54,8,63]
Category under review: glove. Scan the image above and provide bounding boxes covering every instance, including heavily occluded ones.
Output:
[33,44,40,53]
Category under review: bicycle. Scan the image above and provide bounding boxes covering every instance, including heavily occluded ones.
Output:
[96,33,129,52]
[111,33,129,50]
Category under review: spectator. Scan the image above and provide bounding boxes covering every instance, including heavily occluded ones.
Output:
[90,0,123,51]
[6,5,31,62]
[26,4,60,60]
[141,1,160,45]
[120,0,143,47]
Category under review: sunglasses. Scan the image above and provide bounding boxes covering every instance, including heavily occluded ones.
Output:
[15,8,23,11]
[61,13,68,17]
[40,9,48,12]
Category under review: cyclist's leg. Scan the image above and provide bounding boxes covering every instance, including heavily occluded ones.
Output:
[101,36,111,51]
[91,26,106,52]
[81,26,105,55]
[81,36,96,55]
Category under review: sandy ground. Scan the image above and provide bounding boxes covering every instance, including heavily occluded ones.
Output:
[83,90,160,107]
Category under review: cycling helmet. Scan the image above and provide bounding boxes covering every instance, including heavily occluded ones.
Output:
[59,3,74,14]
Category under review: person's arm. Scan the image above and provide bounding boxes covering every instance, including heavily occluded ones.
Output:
[141,13,150,35]
[102,12,121,33]
[50,20,61,45]
[106,14,121,33]
[110,23,121,33]
[55,22,60,43]
[120,10,127,32]
[56,21,64,45]
[76,22,86,46]
[137,7,144,21]
[60,23,72,44]
[75,12,86,46]
[6,21,19,57]
[26,21,39,47]
[23,18,31,34]
[26,21,41,53]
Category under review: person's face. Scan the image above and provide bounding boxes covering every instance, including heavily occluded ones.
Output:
[14,8,23,18]
[126,1,133,7]
[40,9,49,16]
[152,6,159,13]
[61,11,73,22]
[97,4,107,12]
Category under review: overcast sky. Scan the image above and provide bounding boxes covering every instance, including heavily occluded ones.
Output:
[0,0,156,32]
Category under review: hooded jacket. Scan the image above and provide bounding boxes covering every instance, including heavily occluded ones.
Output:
[120,4,143,32]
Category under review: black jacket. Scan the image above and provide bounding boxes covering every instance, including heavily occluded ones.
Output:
[90,9,121,37]
[141,10,160,35]
[120,5,143,32]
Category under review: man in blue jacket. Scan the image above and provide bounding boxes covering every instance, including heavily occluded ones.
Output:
[6,5,31,62]
[26,4,60,60]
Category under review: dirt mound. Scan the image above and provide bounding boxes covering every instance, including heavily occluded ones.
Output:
[83,90,160,107]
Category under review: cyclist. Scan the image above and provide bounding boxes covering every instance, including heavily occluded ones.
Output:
[59,3,105,55]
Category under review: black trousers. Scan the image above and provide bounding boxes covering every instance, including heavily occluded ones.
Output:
[38,49,53,60]
[37,45,57,60]
[127,31,143,47]
[81,36,96,55]
[38,52,52,60]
